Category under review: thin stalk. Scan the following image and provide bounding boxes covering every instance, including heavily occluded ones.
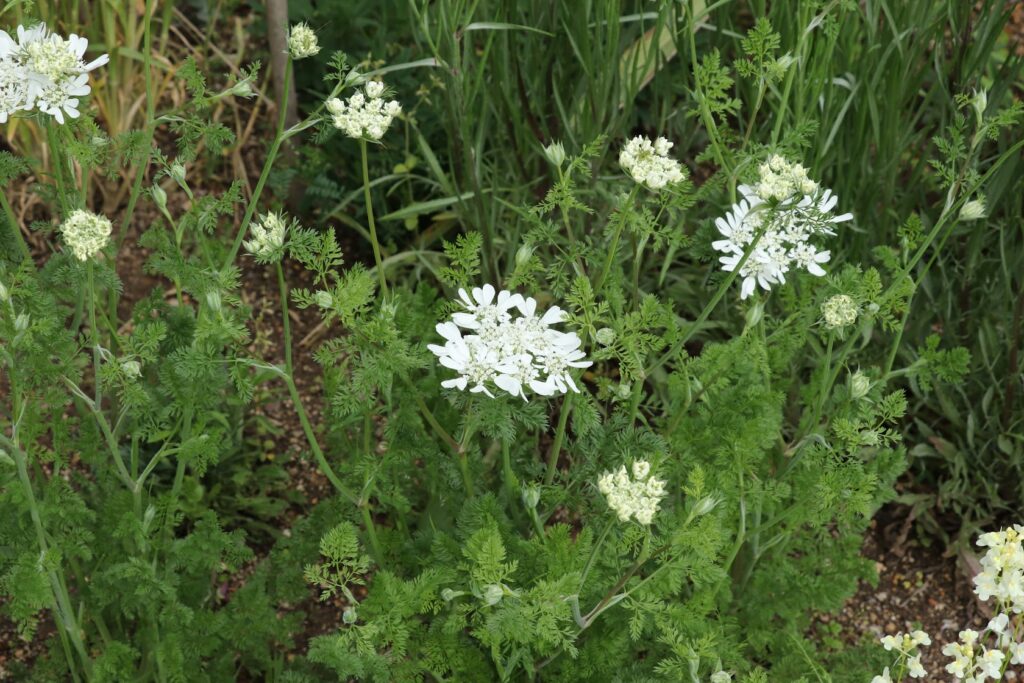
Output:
[222,60,293,270]
[359,139,389,298]
[594,187,638,293]
[0,190,28,260]
[274,260,358,505]
[501,440,517,500]
[282,371,358,505]
[544,393,573,486]
[3,429,90,680]
[457,417,476,498]
[359,411,386,565]
[86,260,101,408]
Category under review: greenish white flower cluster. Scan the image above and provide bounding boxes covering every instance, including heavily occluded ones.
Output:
[243,212,288,263]
[327,80,401,141]
[618,136,685,190]
[821,294,858,329]
[60,209,111,261]
[288,23,320,60]
[0,24,108,124]
[597,460,667,525]
[750,155,818,201]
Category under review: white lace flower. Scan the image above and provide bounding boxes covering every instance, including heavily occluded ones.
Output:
[428,285,591,400]
[243,211,288,262]
[326,80,401,141]
[710,672,732,683]
[597,460,667,525]
[288,23,320,60]
[60,209,111,260]
[712,157,851,299]
[907,654,926,678]
[619,136,685,190]
[0,25,108,124]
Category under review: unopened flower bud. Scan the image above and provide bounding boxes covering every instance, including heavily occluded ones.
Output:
[711,672,733,683]
[121,359,142,379]
[342,606,357,624]
[169,161,187,187]
[315,291,334,309]
[543,141,566,167]
[595,327,616,346]
[0,281,8,302]
[691,495,720,519]
[151,184,168,212]
[849,371,871,400]
[14,312,29,332]
[482,584,504,606]
[959,198,986,222]
[971,88,988,121]
[515,244,534,267]
[205,290,222,312]
[615,382,632,400]
[441,588,463,602]
[745,300,764,328]
[521,485,540,510]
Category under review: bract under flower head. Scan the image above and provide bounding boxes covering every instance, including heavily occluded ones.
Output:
[427,284,592,400]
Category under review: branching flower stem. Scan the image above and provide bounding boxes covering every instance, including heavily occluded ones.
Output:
[272,261,358,506]
[223,58,293,270]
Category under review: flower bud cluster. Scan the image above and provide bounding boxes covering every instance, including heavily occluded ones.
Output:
[327,80,401,141]
[60,209,112,261]
[618,136,685,190]
[597,460,667,525]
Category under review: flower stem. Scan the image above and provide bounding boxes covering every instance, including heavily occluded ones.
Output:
[274,261,359,505]
[223,59,292,270]
[544,393,573,486]
[86,260,101,409]
[360,138,389,298]
[501,440,518,500]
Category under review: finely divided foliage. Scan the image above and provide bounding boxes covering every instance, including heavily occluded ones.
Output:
[0,5,1020,683]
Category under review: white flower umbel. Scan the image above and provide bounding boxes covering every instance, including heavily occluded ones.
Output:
[597,460,667,525]
[287,23,320,60]
[243,211,288,263]
[712,156,852,299]
[326,80,401,141]
[428,284,592,400]
[618,136,685,191]
[0,24,108,124]
[60,209,111,261]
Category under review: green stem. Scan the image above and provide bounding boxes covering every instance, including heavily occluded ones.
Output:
[222,60,293,270]
[282,371,358,505]
[595,187,638,294]
[360,139,389,298]
[86,260,101,409]
[544,393,573,486]
[501,440,518,500]
[3,427,90,680]
[0,189,28,260]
